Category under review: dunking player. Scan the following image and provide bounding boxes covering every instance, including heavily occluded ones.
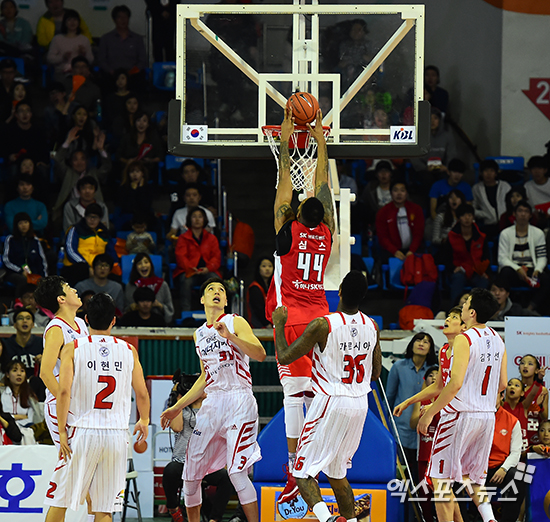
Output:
[394,306,466,522]
[416,289,506,522]
[266,106,335,503]
[161,278,266,522]
[43,293,150,522]
[272,271,382,522]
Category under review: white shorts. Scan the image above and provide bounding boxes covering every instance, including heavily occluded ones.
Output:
[281,376,312,397]
[183,390,262,481]
[293,394,368,481]
[44,428,128,513]
[427,412,495,485]
[44,400,75,450]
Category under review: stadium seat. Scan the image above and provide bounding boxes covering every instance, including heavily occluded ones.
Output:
[0,56,24,76]
[473,156,524,184]
[152,62,176,91]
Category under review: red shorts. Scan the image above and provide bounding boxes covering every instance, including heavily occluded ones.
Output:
[275,324,313,381]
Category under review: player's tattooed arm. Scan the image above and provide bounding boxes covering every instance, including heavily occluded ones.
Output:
[316,181,335,236]
[274,108,296,233]
[272,307,329,365]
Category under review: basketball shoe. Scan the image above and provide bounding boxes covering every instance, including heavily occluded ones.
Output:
[278,465,299,504]
[326,516,346,522]
[168,507,184,522]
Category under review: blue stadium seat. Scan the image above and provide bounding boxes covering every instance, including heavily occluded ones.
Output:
[0,56,24,76]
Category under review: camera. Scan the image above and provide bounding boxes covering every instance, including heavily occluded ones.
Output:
[167,369,200,407]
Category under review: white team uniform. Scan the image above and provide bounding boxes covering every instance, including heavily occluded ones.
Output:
[43,317,89,448]
[183,314,262,481]
[428,326,505,484]
[293,311,377,480]
[44,335,135,513]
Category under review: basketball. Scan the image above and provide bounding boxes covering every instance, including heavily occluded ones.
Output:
[134,439,148,454]
[286,92,319,125]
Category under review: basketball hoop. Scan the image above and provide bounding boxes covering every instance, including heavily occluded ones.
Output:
[262,125,331,193]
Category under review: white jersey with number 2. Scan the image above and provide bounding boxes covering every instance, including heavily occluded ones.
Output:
[312,311,377,397]
[70,335,135,430]
[444,326,505,414]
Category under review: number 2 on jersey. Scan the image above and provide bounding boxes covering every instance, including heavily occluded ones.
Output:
[481,366,492,396]
[342,354,367,384]
[297,252,324,282]
[94,375,116,409]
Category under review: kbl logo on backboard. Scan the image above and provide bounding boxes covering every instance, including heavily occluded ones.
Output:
[390,126,416,143]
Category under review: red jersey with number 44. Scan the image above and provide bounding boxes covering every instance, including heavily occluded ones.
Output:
[443,326,505,415]
[266,220,331,326]
[311,311,377,397]
[70,335,135,429]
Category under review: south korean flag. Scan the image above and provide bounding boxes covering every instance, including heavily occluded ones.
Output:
[182,125,208,142]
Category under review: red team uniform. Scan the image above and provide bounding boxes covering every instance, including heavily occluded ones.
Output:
[266,219,332,381]
[43,316,89,448]
[428,327,505,485]
[183,314,262,482]
[293,311,377,480]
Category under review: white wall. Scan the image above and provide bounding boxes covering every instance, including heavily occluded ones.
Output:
[501,10,550,159]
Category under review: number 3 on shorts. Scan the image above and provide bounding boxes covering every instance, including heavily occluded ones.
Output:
[238,456,248,470]
[294,456,305,471]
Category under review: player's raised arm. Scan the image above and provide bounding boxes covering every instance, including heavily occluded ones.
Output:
[57,340,75,461]
[272,306,328,365]
[499,349,508,395]
[394,370,444,417]
[131,346,150,442]
[274,106,296,233]
[417,334,469,435]
[161,356,207,429]
[308,109,335,235]
[214,316,266,362]
[40,326,65,399]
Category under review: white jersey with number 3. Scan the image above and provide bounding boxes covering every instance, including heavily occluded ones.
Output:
[444,326,505,414]
[70,335,135,429]
[312,311,377,397]
[43,317,89,404]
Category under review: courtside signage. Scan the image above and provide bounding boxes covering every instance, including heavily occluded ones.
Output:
[389,126,416,143]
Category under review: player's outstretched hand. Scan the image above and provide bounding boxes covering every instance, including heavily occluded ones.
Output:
[160,406,179,429]
[393,401,409,417]
[272,306,288,326]
[59,431,72,462]
[417,408,434,436]
[214,321,230,339]
[281,106,295,142]
[306,109,324,143]
[133,419,149,442]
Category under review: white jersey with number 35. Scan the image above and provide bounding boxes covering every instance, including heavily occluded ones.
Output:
[444,326,505,414]
[70,335,135,429]
[312,311,377,397]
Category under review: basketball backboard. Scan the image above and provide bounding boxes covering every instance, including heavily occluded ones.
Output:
[168,2,430,159]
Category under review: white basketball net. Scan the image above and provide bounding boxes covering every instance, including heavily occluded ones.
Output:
[262,126,331,193]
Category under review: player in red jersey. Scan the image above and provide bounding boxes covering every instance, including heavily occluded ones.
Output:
[265,106,335,504]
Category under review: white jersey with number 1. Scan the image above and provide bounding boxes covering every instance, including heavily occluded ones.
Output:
[444,326,505,415]
[71,335,135,429]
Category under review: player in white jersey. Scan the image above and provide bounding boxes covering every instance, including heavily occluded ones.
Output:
[272,271,382,522]
[34,276,89,449]
[161,278,266,522]
[417,288,507,522]
[44,293,150,522]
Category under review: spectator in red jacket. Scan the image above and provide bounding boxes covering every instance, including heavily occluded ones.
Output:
[445,203,490,305]
[375,181,425,261]
[174,207,222,311]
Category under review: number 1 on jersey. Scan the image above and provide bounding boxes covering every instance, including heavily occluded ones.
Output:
[481,366,492,396]
[297,252,324,282]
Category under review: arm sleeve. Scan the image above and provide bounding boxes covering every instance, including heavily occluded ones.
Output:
[498,229,519,271]
[432,213,444,245]
[37,239,49,276]
[409,206,425,253]
[501,421,522,471]
[1,412,22,443]
[385,363,400,410]
[65,227,87,264]
[157,282,175,323]
[2,236,22,272]
[205,235,221,273]
[375,207,399,255]
[46,36,63,65]
[33,202,48,231]
[533,228,548,273]
[19,19,33,46]
[36,17,52,48]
